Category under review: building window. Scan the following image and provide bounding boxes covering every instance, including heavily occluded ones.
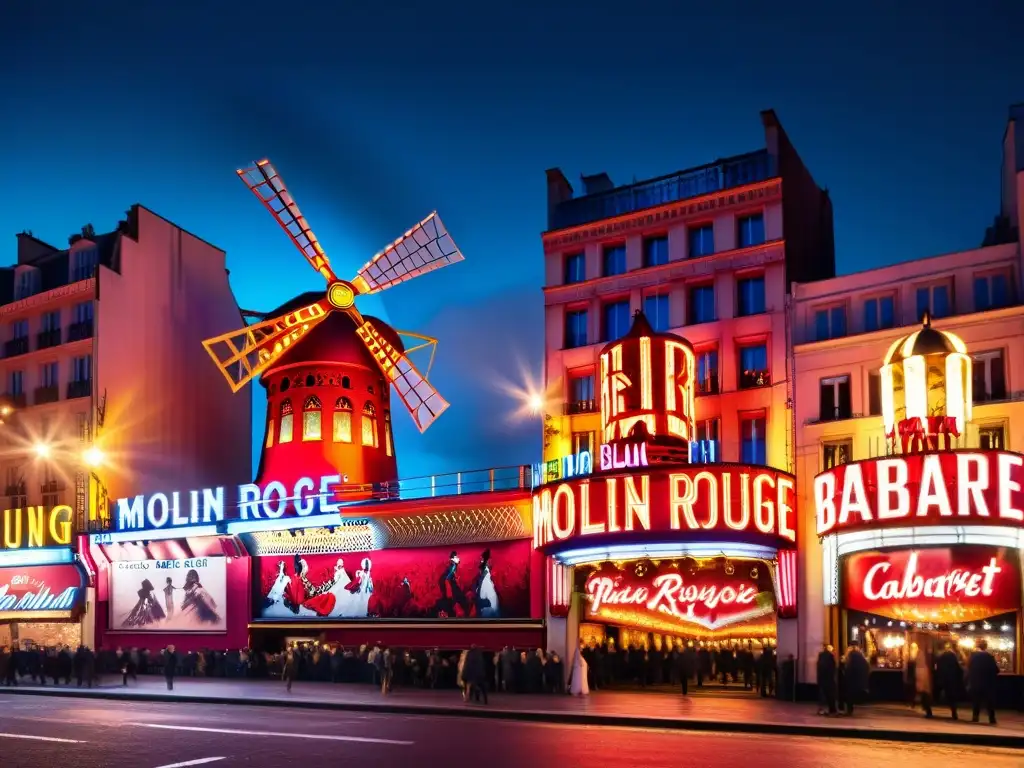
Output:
[863,295,895,333]
[279,399,294,444]
[868,371,882,416]
[738,344,769,388]
[688,284,715,324]
[602,244,627,277]
[737,275,766,317]
[564,308,588,349]
[15,270,39,300]
[8,370,23,396]
[567,372,595,414]
[972,351,1007,403]
[979,425,1005,451]
[737,213,765,248]
[71,355,91,382]
[819,375,852,421]
[572,431,594,456]
[642,236,669,268]
[741,415,767,465]
[974,273,1012,312]
[644,294,669,332]
[823,440,853,470]
[72,248,98,282]
[603,300,631,342]
[916,282,951,320]
[265,417,274,448]
[696,348,719,395]
[361,402,379,448]
[42,310,60,332]
[333,397,353,443]
[814,306,847,341]
[385,414,393,457]
[40,362,58,387]
[688,224,714,258]
[342,376,351,389]
[564,252,586,284]
[691,418,721,464]
[73,301,94,324]
[11,319,28,341]
[302,396,322,441]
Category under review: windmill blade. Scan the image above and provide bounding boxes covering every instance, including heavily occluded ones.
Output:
[203,300,331,392]
[237,160,337,283]
[354,318,450,432]
[352,212,464,295]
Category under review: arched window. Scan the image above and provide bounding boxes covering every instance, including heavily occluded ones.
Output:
[342,376,351,389]
[302,396,322,441]
[333,397,353,443]
[384,413,393,457]
[279,399,294,443]
[265,404,275,448]
[306,374,315,387]
[361,401,378,448]
[280,378,290,392]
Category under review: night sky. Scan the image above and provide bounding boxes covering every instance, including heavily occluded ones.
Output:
[2,2,1021,479]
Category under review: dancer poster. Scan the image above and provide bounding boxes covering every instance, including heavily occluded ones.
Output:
[257,539,531,620]
[110,557,227,632]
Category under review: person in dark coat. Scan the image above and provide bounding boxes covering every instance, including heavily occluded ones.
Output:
[680,644,697,695]
[463,645,487,704]
[283,650,298,693]
[816,644,837,715]
[935,642,963,719]
[696,644,711,687]
[163,645,178,691]
[966,640,1000,724]
[842,644,870,715]
[759,645,776,697]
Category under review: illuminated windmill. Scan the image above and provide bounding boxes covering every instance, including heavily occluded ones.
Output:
[203,160,464,492]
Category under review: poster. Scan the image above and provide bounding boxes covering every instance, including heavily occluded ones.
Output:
[0,564,85,619]
[109,557,227,632]
[256,539,531,620]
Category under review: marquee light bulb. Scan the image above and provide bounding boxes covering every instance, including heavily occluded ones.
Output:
[84,446,105,468]
[34,442,51,459]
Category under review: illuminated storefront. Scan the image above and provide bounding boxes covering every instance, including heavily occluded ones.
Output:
[537,312,798,670]
[814,317,1024,677]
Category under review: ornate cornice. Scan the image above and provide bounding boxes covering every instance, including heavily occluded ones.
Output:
[0,278,95,318]
[542,178,782,252]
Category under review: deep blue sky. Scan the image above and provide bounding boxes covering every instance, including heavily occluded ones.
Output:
[2,2,1021,479]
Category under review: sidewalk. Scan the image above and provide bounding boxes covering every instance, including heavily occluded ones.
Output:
[3,676,1023,748]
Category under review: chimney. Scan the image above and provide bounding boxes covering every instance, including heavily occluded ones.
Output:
[580,172,615,196]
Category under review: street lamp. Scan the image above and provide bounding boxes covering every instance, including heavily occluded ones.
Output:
[83,446,105,468]
[33,442,51,459]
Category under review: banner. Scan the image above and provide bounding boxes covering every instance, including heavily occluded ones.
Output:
[843,547,1021,623]
[256,539,531,620]
[109,557,227,632]
[0,565,84,619]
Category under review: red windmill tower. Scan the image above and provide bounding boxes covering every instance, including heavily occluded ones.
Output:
[202,160,464,493]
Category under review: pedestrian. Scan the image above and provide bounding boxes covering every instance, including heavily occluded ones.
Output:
[381,648,394,695]
[935,642,962,720]
[680,643,696,696]
[816,644,837,716]
[569,645,590,696]
[842,644,869,716]
[913,645,934,718]
[759,644,776,697]
[464,645,487,704]
[456,649,469,701]
[283,650,298,693]
[163,645,178,691]
[966,639,999,725]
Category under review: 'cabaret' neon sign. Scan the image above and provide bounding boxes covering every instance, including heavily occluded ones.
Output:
[115,474,345,532]
[863,551,1001,602]
[815,451,1024,537]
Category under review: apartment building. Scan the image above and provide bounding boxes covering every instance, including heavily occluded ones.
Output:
[540,109,835,474]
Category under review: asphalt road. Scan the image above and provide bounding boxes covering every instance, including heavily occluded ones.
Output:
[0,693,1019,768]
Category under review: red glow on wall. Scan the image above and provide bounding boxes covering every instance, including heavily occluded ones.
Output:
[844,546,1020,623]
[776,549,798,618]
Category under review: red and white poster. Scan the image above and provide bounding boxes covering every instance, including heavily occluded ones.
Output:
[843,546,1021,623]
[580,557,777,638]
[256,539,531,620]
[0,565,85,619]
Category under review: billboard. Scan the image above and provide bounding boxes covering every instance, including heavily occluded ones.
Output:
[109,557,227,632]
[0,564,85,620]
[256,539,531,620]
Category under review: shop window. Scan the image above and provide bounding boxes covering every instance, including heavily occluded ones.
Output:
[819,376,852,421]
[362,402,379,448]
[333,397,353,443]
[278,399,294,444]
[979,425,1005,451]
[823,440,852,470]
[740,415,766,465]
[972,350,1007,403]
[302,396,322,441]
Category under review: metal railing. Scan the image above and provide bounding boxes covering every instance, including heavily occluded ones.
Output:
[68,320,94,342]
[337,464,534,503]
[4,337,29,358]
[564,399,598,415]
[549,150,776,230]
[37,329,62,350]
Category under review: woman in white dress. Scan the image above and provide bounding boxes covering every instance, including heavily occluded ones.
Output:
[569,646,590,696]
[475,550,500,618]
[348,558,374,617]
[326,559,354,618]
[262,561,292,618]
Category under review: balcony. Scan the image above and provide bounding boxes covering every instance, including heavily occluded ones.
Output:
[34,384,59,405]
[4,337,29,358]
[5,483,26,498]
[739,369,771,389]
[67,379,92,399]
[3,392,26,408]
[41,480,65,494]
[549,150,776,230]
[564,399,598,416]
[68,320,94,342]
[812,406,857,424]
[697,376,720,396]
[37,328,62,350]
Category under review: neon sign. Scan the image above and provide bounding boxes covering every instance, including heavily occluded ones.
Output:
[115,474,345,532]
[815,451,1024,537]
[532,450,592,486]
[0,565,84,618]
[2,506,74,550]
[844,547,1020,623]
[532,465,796,551]
[600,442,648,472]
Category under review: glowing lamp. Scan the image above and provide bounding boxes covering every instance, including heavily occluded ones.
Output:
[880,312,971,453]
[83,446,105,468]
[33,442,51,459]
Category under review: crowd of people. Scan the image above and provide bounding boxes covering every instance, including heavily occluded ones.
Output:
[816,639,1003,724]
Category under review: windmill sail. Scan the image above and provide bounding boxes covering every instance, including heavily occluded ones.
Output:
[353,213,463,295]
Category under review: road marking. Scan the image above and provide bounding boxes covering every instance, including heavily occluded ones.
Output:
[154,759,226,768]
[0,732,85,744]
[130,723,413,745]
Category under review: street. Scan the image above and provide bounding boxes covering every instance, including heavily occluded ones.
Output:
[0,694,1020,768]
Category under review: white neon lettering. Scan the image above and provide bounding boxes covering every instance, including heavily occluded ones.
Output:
[624,475,650,532]
[997,453,1024,522]
[814,472,836,535]
[958,453,989,517]
[552,484,576,540]
[875,459,907,520]
[293,477,316,516]
[262,481,287,518]
[838,464,871,526]
[862,552,1002,602]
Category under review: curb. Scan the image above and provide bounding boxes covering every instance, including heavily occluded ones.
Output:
[3,687,1023,749]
